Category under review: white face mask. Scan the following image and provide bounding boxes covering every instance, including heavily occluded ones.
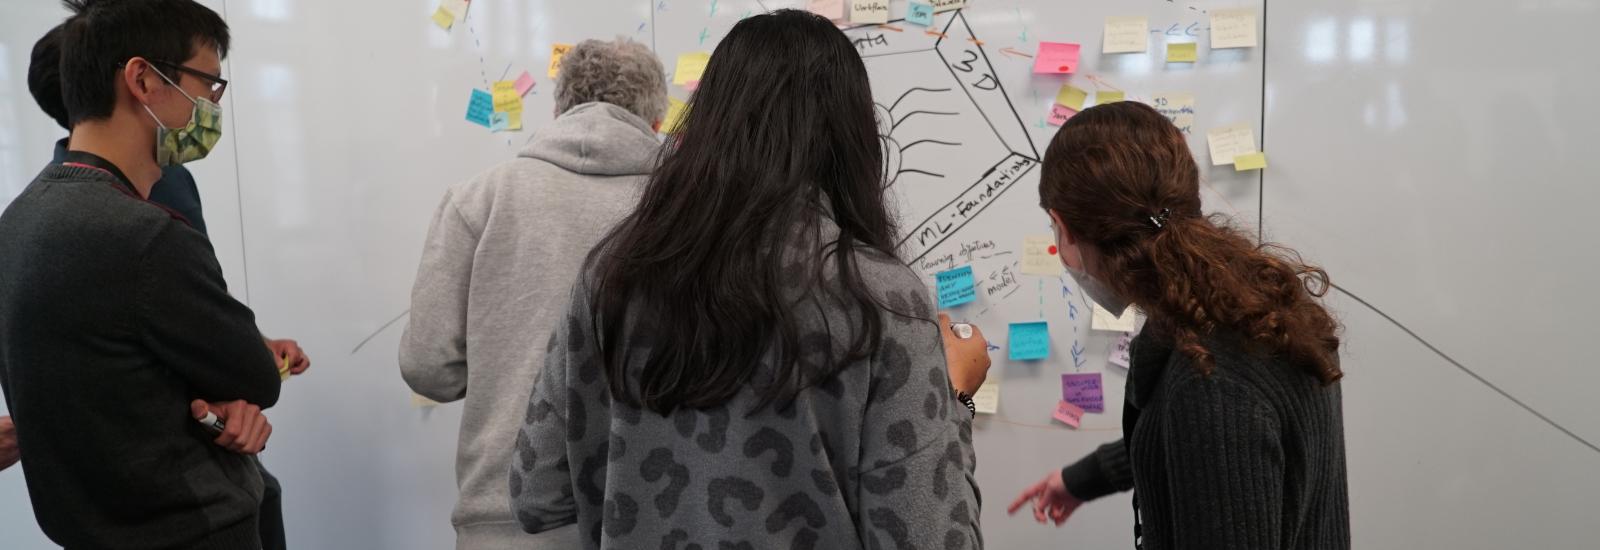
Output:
[1054,220,1132,317]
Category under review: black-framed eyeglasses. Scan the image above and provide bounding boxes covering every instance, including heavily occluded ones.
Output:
[150,59,228,101]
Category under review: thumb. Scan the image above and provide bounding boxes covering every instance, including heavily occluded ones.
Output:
[189,399,210,420]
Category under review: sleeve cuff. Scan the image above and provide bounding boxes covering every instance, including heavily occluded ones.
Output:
[1060,440,1135,502]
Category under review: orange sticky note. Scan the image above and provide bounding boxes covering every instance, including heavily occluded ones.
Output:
[1234,152,1267,171]
[548,44,574,79]
[1033,42,1080,74]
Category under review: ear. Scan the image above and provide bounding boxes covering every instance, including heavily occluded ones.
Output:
[122,58,158,105]
[1048,209,1078,245]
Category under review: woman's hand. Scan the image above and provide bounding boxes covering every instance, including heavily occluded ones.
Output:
[191,400,273,454]
[1008,469,1083,526]
[938,313,991,396]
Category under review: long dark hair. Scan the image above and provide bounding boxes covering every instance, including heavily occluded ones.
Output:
[1039,102,1343,384]
[589,9,897,414]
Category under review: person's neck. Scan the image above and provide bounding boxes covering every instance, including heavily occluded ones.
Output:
[67,112,160,198]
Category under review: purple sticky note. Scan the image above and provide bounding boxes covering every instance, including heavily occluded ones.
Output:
[1061,372,1104,413]
[1033,42,1080,74]
[513,71,536,97]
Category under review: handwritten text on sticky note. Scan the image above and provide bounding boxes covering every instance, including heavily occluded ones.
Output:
[850,0,889,24]
[973,380,999,414]
[492,80,521,113]
[1021,235,1062,276]
[549,44,574,79]
[1008,321,1050,361]
[1033,42,1080,74]
[1109,332,1133,369]
[1053,400,1084,427]
[906,2,935,26]
[931,0,966,12]
[1062,372,1105,413]
[465,89,493,128]
[936,266,977,308]
[1150,92,1195,134]
[1047,104,1074,126]
[1103,16,1148,53]
[1207,124,1256,166]
[1211,8,1258,49]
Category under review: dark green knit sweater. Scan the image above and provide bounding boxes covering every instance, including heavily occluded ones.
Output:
[1062,331,1350,549]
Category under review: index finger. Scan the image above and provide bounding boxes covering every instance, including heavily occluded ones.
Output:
[1007,484,1040,515]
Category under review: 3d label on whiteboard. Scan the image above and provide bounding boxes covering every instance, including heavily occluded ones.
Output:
[935,266,977,308]
[1061,372,1105,413]
[1008,321,1050,361]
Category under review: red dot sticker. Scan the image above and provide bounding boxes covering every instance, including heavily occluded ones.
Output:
[1047,245,1058,255]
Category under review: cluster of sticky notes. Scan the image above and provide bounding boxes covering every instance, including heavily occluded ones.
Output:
[662,98,688,135]
[1008,321,1051,361]
[1103,16,1148,54]
[465,88,494,128]
[1020,235,1062,276]
[906,2,935,26]
[1033,42,1080,74]
[807,0,845,20]
[549,43,574,79]
[1052,400,1084,428]
[1166,42,1198,63]
[489,80,523,132]
[1046,84,1088,126]
[1206,123,1257,166]
[1109,332,1134,369]
[1151,92,1195,134]
[430,0,469,30]
[1210,8,1258,49]
[1062,372,1105,413]
[936,266,977,308]
[1091,303,1138,332]
[972,380,999,414]
[674,52,711,88]
[850,0,889,24]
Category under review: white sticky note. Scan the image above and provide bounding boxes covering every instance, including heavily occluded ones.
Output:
[1109,332,1133,369]
[1021,235,1062,276]
[440,0,469,20]
[1103,16,1148,53]
[972,380,999,414]
[849,0,890,24]
[930,0,966,13]
[1149,92,1195,134]
[1206,124,1257,166]
[1091,303,1139,332]
[1210,8,1258,49]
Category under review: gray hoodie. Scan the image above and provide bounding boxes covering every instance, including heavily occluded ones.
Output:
[400,102,658,548]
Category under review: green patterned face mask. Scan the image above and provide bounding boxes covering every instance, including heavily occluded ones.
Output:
[140,67,223,167]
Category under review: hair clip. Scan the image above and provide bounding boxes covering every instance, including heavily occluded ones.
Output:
[1148,208,1172,230]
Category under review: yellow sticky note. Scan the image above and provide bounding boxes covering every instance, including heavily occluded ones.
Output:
[506,109,523,131]
[673,52,711,86]
[1206,124,1256,166]
[440,0,469,20]
[662,97,688,134]
[1055,85,1088,111]
[549,44,574,79]
[430,6,454,30]
[1166,42,1197,62]
[1210,8,1258,49]
[849,0,890,24]
[1020,235,1062,276]
[1234,152,1267,171]
[972,380,999,414]
[278,356,290,381]
[491,80,520,113]
[1097,91,1125,105]
[1103,16,1148,53]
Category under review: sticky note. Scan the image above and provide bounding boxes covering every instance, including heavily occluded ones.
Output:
[1103,16,1148,53]
[1166,42,1197,62]
[674,52,711,86]
[662,97,687,134]
[906,2,935,26]
[513,71,536,96]
[1061,372,1105,413]
[1097,91,1125,105]
[1008,321,1050,361]
[931,0,966,13]
[549,44,574,79]
[492,80,521,113]
[1021,235,1062,276]
[972,381,999,414]
[1091,303,1138,332]
[1234,152,1267,171]
[1206,124,1256,166]
[278,356,291,381]
[430,6,454,30]
[1052,400,1084,428]
[1109,332,1133,369]
[935,266,977,308]
[506,109,523,131]
[807,0,844,20]
[1210,8,1258,49]
[465,89,493,128]
[1055,85,1088,111]
[490,111,509,132]
[440,0,469,20]
[1046,104,1074,126]
[849,0,889,24]
[1150,92,1195,134]
[1032,42,1080,74]
[411,393,440,408]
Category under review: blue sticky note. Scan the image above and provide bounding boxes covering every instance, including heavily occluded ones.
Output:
[906,2,934,26]
[1008,321,1050,361]
[465,89,493,128]
[490,111,509,132]
[935,266,976,308]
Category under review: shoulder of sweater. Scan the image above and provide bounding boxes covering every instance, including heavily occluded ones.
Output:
[1159,336,1326,414]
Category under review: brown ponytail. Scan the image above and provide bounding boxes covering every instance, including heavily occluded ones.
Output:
[1040,102,1342,384]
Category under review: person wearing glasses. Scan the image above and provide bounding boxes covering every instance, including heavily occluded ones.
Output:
[0,1,281,548]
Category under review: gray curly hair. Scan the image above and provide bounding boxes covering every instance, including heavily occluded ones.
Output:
[555,37,668,124]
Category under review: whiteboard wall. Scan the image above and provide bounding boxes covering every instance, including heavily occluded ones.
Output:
[2,0,1594,548]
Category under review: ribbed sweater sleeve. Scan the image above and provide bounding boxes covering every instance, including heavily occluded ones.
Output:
[1060,439,1135,501]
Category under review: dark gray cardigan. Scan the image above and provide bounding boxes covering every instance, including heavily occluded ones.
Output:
[1062,331,1350,549]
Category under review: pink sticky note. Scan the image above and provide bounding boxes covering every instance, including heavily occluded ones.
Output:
[1061,372,1104,413]
[685,80,699,91]
[1053,400,1084,428]
[1033,42,1080,74]
[1047,104,1075,126]
[513,71,535,97]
